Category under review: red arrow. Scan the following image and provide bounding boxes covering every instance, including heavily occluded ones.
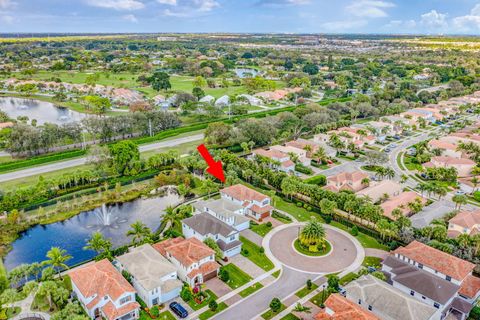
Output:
[197,144,225,182]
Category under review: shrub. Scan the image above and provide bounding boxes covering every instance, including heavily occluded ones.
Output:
[307,206,312,211]
[350,226,359,236]
[324,215,332,224]
[297,202,303,207]
[259,247,265,253]
[209,299,218,312]
[180,285,192,302]
[242,248,249,256]
[150,306,160,317]
[304,175,327,186]
[295,164,313,175]
[270,298,282,313]
[266,221,272,228]
[219,268,230,282]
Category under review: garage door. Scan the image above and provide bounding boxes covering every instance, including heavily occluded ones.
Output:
[203,270,217,282]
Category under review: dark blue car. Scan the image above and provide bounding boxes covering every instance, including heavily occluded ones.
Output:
[170,302,188,318]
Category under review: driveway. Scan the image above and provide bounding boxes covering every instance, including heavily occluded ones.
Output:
[228,255,266,279]
[212,267,313,320]
[240,229,263,247]
[266,224,363,274]
[205,277,232,298]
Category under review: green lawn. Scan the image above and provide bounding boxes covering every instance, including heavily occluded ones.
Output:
[250,223,273,237]
[403,155,423,171]
[272,270,281,278]
[240,236,275,271]
[339,272,360,285]
[238,282,264,298]
[140,310,176,320]
[261,304,286,320]
[362,256,383,269]
[274,197,321,222]
[310,290,331,307]
[186,290,218,311]
[295,283,319,298]
[198,302,228,320]
[221,263,252,289]
[329,221,389,250]
[280,314,300,320]
[294,239,331,256]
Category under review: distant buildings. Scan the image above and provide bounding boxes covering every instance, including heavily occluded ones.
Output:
[380,191,426,220]
[325,171,369,193]
[252,148,295,173]
[448,210,480,238]
[423,156,476,177]
[356,180,403,203]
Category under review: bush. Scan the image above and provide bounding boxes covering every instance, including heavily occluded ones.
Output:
[242,248,249,256]
[324,215,332,224]
[180,285,192,302]
[266,221,272,228]
[295,164,313,175]
[219,268,230,282]
[209,299,218,312]
[150,306,160,317]
[270,298,282,313]
[304,175,327,186]
[296,202,303,207]
[259,247,265,253]
[307,206,312,211]
[350,226,359,236]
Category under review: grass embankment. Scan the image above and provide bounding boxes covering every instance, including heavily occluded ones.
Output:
[250,222,273,237]
[238,282,264,298]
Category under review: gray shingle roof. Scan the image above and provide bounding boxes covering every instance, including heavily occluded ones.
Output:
[182,212,236,237]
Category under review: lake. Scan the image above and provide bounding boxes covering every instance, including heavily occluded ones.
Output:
[4,191,181,270]
[234,68,259,78]
[0,97,87,125]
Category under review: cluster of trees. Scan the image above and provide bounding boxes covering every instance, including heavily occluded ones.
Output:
[6,111,180,155]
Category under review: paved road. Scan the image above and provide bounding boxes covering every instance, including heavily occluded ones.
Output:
[213,267,314,320]
[0,133,204,183]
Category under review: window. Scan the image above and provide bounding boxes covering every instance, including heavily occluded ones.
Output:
[446,275,451,281]
[422,296,426,300]
[368,305,372,311]
[410,290,414,296]
[418,263,423,269]
[434,303,440,309]
[119,296,131,305]
[358,299,362,305]
[229,235,235,241]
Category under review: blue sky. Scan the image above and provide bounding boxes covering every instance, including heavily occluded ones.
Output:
[1,0,480,34]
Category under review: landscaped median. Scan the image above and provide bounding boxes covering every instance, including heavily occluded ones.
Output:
[240,236,275,271]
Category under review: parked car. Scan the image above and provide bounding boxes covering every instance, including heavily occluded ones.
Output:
[338,287,347,297]
[170,302,188,318]
[367,266,377,273]
[456,190,466,196]
[384,148,391,153]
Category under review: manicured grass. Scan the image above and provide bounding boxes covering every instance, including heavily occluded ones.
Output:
[293,239,331,256]
[140,309,176,320]
[274,197,321,222]
[310,290,331,307]
[240,236,275,271]
[221,263,252,289]
[272,270,281,278]
[251,223,273,237]
[362,256,383,269]
[339,272,360,286]
[271,211,293,224]
[238,282,264,298]
[295,283,319,298]
[396,152,406,170]
[198,302,228,320]
[329,221,389,250]
[186,290,218,311]
[403,155,423,171]
[261,304,286,320]
[280,313,300,320]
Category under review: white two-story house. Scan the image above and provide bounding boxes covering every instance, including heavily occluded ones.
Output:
[153,237,220,287]
[182,212,242,258]
[382,241,480,320]
[115,244,182,307]
[192,198,250,231]
[220,184,273,221]
[69,259,140,320]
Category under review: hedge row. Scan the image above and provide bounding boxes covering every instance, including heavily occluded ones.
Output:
[0,149,87,173]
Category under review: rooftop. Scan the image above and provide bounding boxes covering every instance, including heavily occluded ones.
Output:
[182,212,237,237]
[116,244,180,291]
[153,237,216,268]
[193,198,250,226]
[449,210,480,230]
[314,293,379,320]
[221,184,269,203]
[393,241,475,281]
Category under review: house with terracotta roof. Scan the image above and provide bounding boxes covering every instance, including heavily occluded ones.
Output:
[270,145,310,166]
[153,237,220,287]
[325,171,369,193]
[285,138,336,158]
[427,139,464,159]
[382,241,480,319]
[441,132,480,147]
[115,244,182,307]
[314,293,379,320]
[69,259,140,320]
[380,191,427,220]
[315,127,376,151]
[423,156,476,177]
[448,210,480,238]
[220,184,273,220]
[356,180,402,203]
[252,148,295,173]
[182,212,242,258]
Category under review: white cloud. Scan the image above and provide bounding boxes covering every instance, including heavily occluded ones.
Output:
[346,0,395,18]
[122,14,138,22]
[160,0,219,17]
[0,13,13,23]
[85,0,145,11]
[0,0,14,10]
[385,19,416,29]
[157,0,177,5]
[452,4,480,32]
[256,0,311,7]
[321,19,368,32]
[420,9,448,30]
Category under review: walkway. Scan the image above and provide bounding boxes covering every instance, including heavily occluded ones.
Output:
[12,292,50,320]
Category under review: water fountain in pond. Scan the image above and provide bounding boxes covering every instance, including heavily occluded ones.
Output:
[87,203,128,231]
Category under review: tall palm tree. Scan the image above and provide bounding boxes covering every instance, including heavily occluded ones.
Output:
[126,221,151,246]
[45,247,72,279]
[299,221,326,252]
[84,232,112,256]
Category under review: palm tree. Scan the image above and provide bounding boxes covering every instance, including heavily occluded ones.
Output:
[84,232,112,257]
[312,147,327,163]
[361,178,370,187]
[126,221,151,246]
[452,194,468,210]
[299,221,326,252]
[457,233,471,248]
[471,177,479,193]
[45,247,72,279]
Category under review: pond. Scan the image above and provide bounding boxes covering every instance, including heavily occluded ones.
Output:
[234,68,259,79]
[0,97,87,125]
[4,190,182,271]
